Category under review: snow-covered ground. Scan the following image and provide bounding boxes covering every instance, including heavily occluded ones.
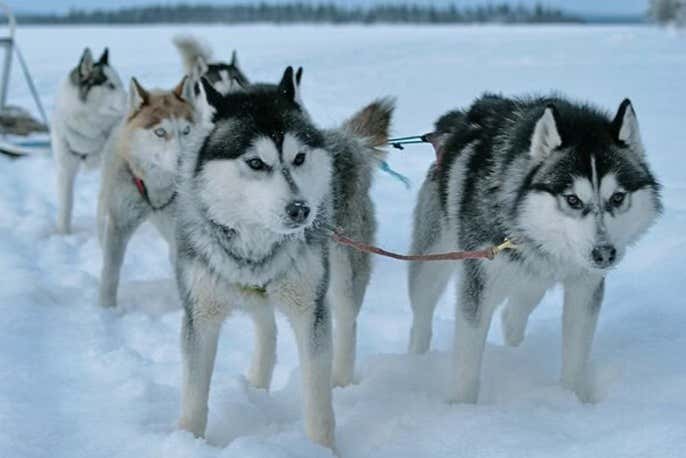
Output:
[1,25,685,457]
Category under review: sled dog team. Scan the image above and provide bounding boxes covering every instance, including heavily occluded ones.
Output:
[51,36,661,449]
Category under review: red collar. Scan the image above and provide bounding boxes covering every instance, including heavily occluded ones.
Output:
[132,175,148,202]
[130,171,177,211]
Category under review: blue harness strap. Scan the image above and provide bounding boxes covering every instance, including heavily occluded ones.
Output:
[378,159,411,189]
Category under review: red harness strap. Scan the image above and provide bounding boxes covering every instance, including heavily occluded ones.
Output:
[329,228,516,262]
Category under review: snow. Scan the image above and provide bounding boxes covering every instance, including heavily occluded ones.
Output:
[1,25,685,457]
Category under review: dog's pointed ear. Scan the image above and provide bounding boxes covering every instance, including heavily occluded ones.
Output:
[173,76,187,100]
[295,67,303,86]
[181,75,195,102]
[186,77,220,122]
[78,48,94,77]
[530,105,562,160]
[278,66,299,103]
[129,77,149,113]
[612,98,643,153]
[98,47,109,65]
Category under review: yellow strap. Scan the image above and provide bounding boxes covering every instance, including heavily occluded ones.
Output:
[235,283,268,297]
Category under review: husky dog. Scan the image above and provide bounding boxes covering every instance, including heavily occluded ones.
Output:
[52,48,127,234]
[174,67,393,447]
[408,94,661,403]
[173,35,249,94]
[97,77,199,309]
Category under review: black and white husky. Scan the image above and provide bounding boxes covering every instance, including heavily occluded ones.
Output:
[97,77,201,309]
[51,48,127,234]
[174,68,393,447]
[408,94,661,403]
[173,35,249,94]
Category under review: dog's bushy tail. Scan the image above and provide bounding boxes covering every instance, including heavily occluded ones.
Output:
[173,35,213,74]
[342,97,395,154]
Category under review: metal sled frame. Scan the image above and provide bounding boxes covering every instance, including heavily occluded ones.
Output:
[0,1,50,157]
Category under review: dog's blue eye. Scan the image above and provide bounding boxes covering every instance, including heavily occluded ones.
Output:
[182,125,191,136]
[293,153,306,166]
[247,158,266,171]
[565,194,583,209]
[610,192,626,207]
[154,128,166,138]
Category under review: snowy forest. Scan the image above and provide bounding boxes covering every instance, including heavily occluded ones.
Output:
[17,3,584,24]
[649,0,686,25]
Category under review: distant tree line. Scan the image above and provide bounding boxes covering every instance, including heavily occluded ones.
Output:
[649,0,686,26]
[17,3,583,25]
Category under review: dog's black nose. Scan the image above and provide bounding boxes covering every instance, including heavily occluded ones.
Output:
[286,200,310,224]
[591,244,617,268]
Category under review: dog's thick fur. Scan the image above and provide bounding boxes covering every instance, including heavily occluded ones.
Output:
[408,94,661,403]
[97,77,200,308]
[51,48,127,233]
[173,35,249,94]
[174,68,393,447]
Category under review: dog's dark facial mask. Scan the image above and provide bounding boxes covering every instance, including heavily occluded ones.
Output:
[519,100,661,271]
[69,47,127,116]
[204,51,250,94]
[192,67,333,235]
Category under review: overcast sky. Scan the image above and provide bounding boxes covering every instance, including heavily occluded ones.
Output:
[6,0,649,16]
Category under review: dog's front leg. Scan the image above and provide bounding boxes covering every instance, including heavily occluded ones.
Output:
[247,305,277,390]
[178,307,222,437]
[561,274,604,402]
[56,155,80,234]
[289,300,335,448]
[274,254,335,448]
[97,209,144,308]
[450,261,497,404]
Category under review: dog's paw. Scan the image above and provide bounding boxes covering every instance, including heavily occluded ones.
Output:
[97,294,117,309]
[331,369,355,388]
[55,225,71,235]
[246,371,271,391]
[177,415,207,438]
[562,375,599,404]
[408,327,432,354]
[448,382,480,404]
[305,421,336,451]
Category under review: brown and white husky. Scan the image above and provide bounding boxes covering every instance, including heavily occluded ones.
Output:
[97,77,205,308]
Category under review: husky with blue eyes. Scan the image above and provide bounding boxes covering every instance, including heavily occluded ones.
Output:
[173,67,393,448]
[408,94,661,403]
[52,47,127,234]
[96,77,202,309]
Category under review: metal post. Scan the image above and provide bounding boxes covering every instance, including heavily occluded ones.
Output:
[15,45,48,126]
[0,38,12,110]
[0,1,15,111]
